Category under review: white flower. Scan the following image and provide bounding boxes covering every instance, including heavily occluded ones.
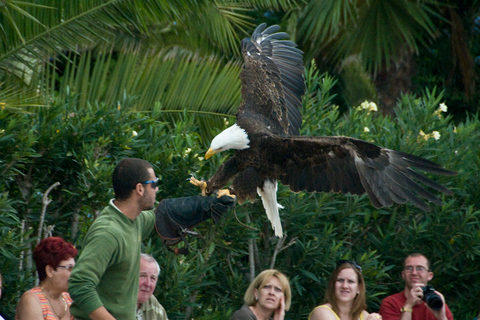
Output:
[132,130,138,137]
[360,101,370,110]
[364,127,370,132]
[435,103,448,117]
[368,102,378,112]
[418,130,440,141]
[184,148,192,156]
[359,100,378,112]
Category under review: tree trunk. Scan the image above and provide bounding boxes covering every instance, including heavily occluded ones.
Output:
[374,45,415,116]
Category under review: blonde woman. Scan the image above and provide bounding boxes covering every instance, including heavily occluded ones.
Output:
[231,269,291,320]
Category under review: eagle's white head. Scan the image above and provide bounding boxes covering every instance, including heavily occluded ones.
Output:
[205,124,250,159]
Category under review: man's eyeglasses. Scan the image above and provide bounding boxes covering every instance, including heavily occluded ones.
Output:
[336,260,362,273]
[139,178,159,189]
[404,266,428,273]
[57,265,74,272]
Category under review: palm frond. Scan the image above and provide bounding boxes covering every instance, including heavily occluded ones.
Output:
[44,48,243,140]
[343,0,441,69]
[0,0,263,85]
[298,0,356,46]
[298,0,445,71]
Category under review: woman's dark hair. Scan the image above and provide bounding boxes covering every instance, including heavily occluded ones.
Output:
[33,237,78,282]
[325,261,366,320]
[112,158,153,200]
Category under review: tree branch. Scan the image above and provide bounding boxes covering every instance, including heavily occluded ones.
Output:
[270,236,297,269]
[37,182,60,242]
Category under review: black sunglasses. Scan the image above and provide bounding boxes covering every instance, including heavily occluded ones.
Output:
[134,178,159,189]
[336,259,362,273]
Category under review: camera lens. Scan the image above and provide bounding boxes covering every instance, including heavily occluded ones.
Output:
[422,286,443,311]
[425,293,443,310]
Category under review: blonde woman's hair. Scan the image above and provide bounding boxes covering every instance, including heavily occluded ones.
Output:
[243,269,291,311]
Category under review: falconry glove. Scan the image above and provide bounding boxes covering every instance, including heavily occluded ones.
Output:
[155,195,235,253]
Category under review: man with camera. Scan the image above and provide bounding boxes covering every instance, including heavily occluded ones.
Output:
[379,253,454,320]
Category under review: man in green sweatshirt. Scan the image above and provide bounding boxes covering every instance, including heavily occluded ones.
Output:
[69,158,234,320]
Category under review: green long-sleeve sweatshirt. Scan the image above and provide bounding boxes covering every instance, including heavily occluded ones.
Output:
[69,200,155,320]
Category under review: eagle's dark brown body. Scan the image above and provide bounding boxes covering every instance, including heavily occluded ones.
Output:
[202,24,456,236]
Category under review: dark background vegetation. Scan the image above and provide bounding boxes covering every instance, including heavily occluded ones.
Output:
[1,1,479,319]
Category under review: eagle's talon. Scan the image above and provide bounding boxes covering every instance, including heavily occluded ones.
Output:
[216,189,236,199]
[189,176,207,196]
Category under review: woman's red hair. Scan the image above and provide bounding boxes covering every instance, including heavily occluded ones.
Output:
[33,237,77,281]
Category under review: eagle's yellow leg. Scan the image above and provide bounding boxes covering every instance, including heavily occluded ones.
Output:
[189,176,207,196]
[216,189,236,199]
[189,176,236,199]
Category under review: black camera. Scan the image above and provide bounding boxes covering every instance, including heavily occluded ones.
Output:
[422,285,443,310]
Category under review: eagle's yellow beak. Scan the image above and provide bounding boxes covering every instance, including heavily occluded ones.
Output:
[205,147,218,160]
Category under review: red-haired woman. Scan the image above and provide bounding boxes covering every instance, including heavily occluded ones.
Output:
[16,237,77,320]
[309,260,382,320]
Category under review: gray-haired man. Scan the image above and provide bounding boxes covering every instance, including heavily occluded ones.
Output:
[136,253,168,320]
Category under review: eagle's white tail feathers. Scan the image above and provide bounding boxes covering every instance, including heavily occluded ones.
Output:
[257,180,284,237]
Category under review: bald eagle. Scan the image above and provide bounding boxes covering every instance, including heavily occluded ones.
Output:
[191,23,456,237]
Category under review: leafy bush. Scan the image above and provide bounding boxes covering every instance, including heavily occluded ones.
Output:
[1,66,479,319]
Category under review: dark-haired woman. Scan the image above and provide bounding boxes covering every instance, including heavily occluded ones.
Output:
[16,237,77,320]
[309,260,382,320]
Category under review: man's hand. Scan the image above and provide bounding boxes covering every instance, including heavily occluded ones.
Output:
[405,283,424,308]
[426,290,448,320]
[88,306,116,320]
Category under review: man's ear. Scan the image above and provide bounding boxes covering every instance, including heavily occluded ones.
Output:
[428,271,433,281]
[134,183,144,195]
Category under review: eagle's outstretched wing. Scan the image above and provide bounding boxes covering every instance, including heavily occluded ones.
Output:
[200,23,457,237]
[271,136,456,211]
[238,23,305,135]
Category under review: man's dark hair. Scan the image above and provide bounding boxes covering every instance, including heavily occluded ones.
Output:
[113,158,153,200]
[404,252,431,271]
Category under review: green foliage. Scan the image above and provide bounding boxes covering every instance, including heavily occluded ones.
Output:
[297,0,442,70]
[1,66,479,320]
[162,67,479,319]
[0,1,479,319]
[0,96,208,317]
